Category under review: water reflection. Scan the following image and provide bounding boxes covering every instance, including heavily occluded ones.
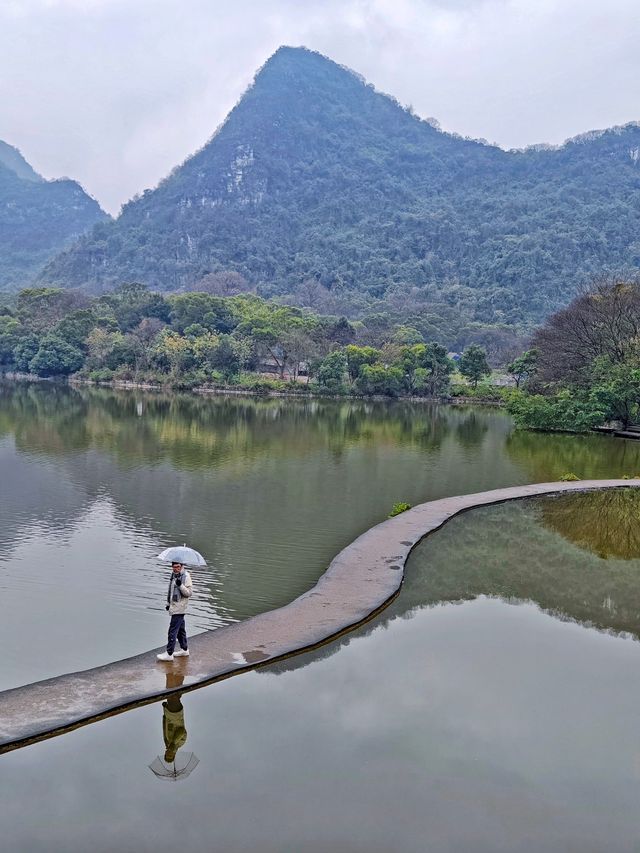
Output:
[454,409,489,450]
[148,675,199,783]
[0,381,521,689]
[401,490,640,640]
[540,488,640,559]
[3,597,640,853]
[5,380,640,691]
[506,427,640,481]
[269,489,640,681]
[1,381,459,462]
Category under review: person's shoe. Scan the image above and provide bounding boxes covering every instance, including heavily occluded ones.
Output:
[156,652,174,661]
[174,648,189,657]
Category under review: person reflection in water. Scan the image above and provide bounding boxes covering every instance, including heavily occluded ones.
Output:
[163,672,187,763]
[149,675,199,781]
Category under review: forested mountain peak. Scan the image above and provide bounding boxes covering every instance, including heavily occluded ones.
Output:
[39,47,640,336]
[0,141,108,292]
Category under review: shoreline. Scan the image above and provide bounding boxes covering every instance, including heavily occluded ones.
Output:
[0,371,504,407]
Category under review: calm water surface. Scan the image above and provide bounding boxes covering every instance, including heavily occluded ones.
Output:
[0,381,530,688]
[3,383,640,851]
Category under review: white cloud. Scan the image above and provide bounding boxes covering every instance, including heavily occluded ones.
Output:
[0,0,638,214]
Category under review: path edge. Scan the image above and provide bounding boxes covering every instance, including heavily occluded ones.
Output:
[1,479,637,754]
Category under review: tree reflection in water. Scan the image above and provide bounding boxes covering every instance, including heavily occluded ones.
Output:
[271,488,640,679]
[540,488,640,560]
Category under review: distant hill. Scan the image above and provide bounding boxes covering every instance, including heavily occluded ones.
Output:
[39,47,640,328]
[0,143,108,291]
[0,140,43,182]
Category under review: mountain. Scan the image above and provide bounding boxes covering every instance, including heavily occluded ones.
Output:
[38,47,640,328]
[0,141,43,182]
[0,143,108,291]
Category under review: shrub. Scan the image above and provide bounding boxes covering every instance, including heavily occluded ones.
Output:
[450,382,505,402]
[356,363,403,396]
[388,502,412,517]
[236,373,288,393]
[505,389,606,433]
[88,368,115,382]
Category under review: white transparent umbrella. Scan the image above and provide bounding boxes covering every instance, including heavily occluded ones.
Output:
[157,544,206,567]
[148,752,200,781]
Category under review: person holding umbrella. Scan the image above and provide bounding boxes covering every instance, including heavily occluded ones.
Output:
[156,545,205,662]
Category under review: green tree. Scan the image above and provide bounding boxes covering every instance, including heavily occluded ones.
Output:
[29,336,84,377]
[507,349,538,389]
[152,331,196,376]
[398,342,453,395]
[169,293,237,334]
[52,309,96,351]
[17,288,85,332]
[12,335,40,372]
[344,344,380,384]
[589,358,640,427]
[208,335,250,380]
[315,350,347,392]
[393,326,423,346]
[105,335,145,371]
[236,302,316,379]
[355,363,403,396]
[86,328,124,370]
[0,316,21,365]
[421,342,454,395]
[459,345,491,388]
[102,282,170,332]
[323,317,356,346]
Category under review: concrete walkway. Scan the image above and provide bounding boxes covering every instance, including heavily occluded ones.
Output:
[1,479,636,754]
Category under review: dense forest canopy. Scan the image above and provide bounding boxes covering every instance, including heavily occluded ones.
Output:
[38,47,640,338]
[0,143,107,292]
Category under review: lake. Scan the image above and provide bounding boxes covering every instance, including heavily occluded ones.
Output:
[2,382,640,852]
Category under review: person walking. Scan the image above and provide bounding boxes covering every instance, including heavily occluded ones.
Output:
[157,561,193,661]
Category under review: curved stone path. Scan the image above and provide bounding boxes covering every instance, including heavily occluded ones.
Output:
[1,479,637,754]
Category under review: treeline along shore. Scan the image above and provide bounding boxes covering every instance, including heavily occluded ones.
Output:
[0,283,495,399]
[1,276,639,435]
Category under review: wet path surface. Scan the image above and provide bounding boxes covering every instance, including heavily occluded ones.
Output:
[1,479,635,754]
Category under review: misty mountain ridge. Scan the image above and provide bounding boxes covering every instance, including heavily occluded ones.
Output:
[0,141,108,292]
[0,140,43,183]
[36,46,640,330]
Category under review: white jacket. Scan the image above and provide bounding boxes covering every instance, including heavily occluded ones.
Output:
[167,570,193,615]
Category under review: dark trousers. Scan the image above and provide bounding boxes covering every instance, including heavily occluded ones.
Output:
[167,614,188,654]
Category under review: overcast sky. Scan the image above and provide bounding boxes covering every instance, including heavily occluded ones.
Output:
[1,0,638,214]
